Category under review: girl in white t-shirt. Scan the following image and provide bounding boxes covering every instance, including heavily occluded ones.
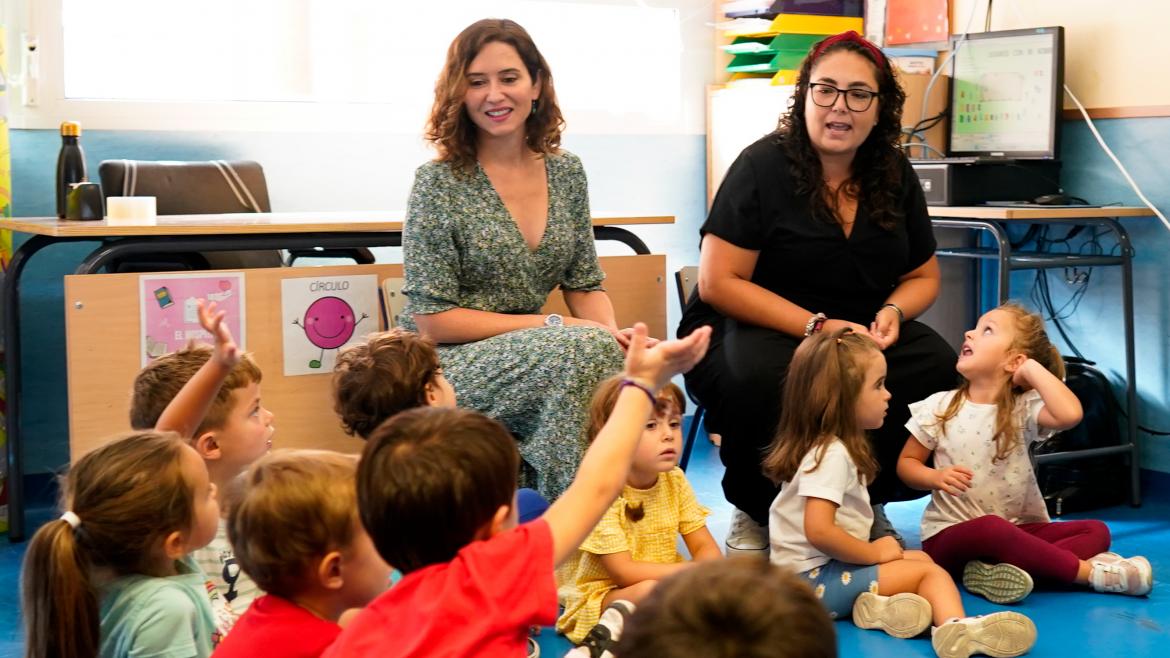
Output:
[898,303,1152,603]
[763,329,1036,658]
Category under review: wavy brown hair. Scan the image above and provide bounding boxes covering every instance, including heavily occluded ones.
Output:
[21,432,195,658]
[776,35,908,230]
[762,329,881,485]
[932,302,1065,462]
[332,329,442,439]
[426,18,565,176]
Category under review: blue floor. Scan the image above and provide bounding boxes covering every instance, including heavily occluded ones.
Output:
[4,419,1168,657]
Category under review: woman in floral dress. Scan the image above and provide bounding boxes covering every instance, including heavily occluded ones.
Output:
[400,19,627,499]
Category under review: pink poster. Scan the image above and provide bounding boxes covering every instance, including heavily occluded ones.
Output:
[139,272,246,366]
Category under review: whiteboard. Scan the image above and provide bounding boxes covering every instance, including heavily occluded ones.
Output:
[707,84,795,207]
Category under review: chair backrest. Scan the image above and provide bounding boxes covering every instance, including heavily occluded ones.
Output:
[98,159,272,215]
[97,159,281,270]
[674,265,699,308]
[380,277,407,328]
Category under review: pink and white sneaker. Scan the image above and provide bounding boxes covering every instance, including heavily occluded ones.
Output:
[1089,554,1154,596]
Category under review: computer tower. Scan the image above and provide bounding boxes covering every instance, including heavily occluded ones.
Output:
[910,160,1061,206]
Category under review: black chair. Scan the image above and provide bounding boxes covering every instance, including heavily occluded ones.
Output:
[97,159,374,270]
[674,266,707,471]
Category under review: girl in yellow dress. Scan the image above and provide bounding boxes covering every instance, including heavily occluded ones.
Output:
[556,375,722,644]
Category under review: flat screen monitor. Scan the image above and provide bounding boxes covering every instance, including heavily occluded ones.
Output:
[947,26,1064,159]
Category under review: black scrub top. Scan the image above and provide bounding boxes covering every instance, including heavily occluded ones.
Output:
[680,134,936,335]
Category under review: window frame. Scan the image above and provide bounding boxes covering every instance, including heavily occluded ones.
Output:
[5,0,713,135]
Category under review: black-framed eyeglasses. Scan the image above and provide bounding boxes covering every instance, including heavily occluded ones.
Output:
[808,83,878,112]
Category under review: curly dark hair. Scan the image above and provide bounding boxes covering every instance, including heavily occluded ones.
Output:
[776,37,907,230]
[332,329,441,439]
[426,18,565,177]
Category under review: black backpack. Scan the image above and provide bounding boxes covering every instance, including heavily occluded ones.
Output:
[1031,357,1128,516]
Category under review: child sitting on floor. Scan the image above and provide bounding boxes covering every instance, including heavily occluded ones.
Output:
[27,309,242,658]
[614,558,836,658]
[331,328,456,439]
[333,328,547,522]
[132,301,275,617]
[23,432,222,658]
[556,375,721,645]
[897,302,1152,603]
[211,450,392,657]
[321,323,710,657]
[763,329,1037,658]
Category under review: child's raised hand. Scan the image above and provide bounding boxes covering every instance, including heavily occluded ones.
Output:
[934,465,974,496]
[624,323,711,391]
[197,299,240,368]
[871,536,904,563]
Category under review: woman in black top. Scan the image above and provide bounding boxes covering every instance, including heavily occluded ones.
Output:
[678,31,956,553]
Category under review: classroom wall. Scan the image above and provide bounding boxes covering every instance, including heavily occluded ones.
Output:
[1022,117,1170,475]
[951,0,1170,115]
[12,117,1170,477]
[8,129,706,474]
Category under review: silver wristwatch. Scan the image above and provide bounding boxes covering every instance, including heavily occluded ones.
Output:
[544,313,564,328]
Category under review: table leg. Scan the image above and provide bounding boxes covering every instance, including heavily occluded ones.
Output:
[4,235,60,541]
[1107,218,1141,506]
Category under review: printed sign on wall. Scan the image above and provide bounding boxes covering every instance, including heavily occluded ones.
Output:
[281,274,377,376]
[139,272,247,366]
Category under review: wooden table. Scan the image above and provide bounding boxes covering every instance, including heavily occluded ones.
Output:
[1,211,673,540]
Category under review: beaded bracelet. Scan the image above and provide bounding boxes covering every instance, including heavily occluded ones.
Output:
[804,312,827,337]
[620,377,658,406]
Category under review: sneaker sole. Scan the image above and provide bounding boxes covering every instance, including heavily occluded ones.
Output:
[723,542,770,558]
[963,561,1034,604]
[932,612,1037,658]
[852,592,933,639]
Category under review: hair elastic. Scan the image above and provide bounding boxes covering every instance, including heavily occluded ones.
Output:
[60,511,81,528]
[809,30,886,69]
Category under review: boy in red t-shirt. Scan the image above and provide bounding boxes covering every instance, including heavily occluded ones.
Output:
[212,450,392,658]
[323,324,710,658]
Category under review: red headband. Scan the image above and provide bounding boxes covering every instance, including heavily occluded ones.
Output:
[809,30,886,69]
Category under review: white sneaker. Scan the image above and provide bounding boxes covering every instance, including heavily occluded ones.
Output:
[931,612,1037,658]
[566,600,635,658]
[852,591,932,638]
[962,561,1034,604]
[1090,555,1154,596]
[1089,551,1123,564]
[725,508,769,557]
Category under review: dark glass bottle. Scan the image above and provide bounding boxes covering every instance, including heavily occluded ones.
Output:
[56,121,87,218]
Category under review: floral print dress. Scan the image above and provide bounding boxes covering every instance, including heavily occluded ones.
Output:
[400,151,624,499]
